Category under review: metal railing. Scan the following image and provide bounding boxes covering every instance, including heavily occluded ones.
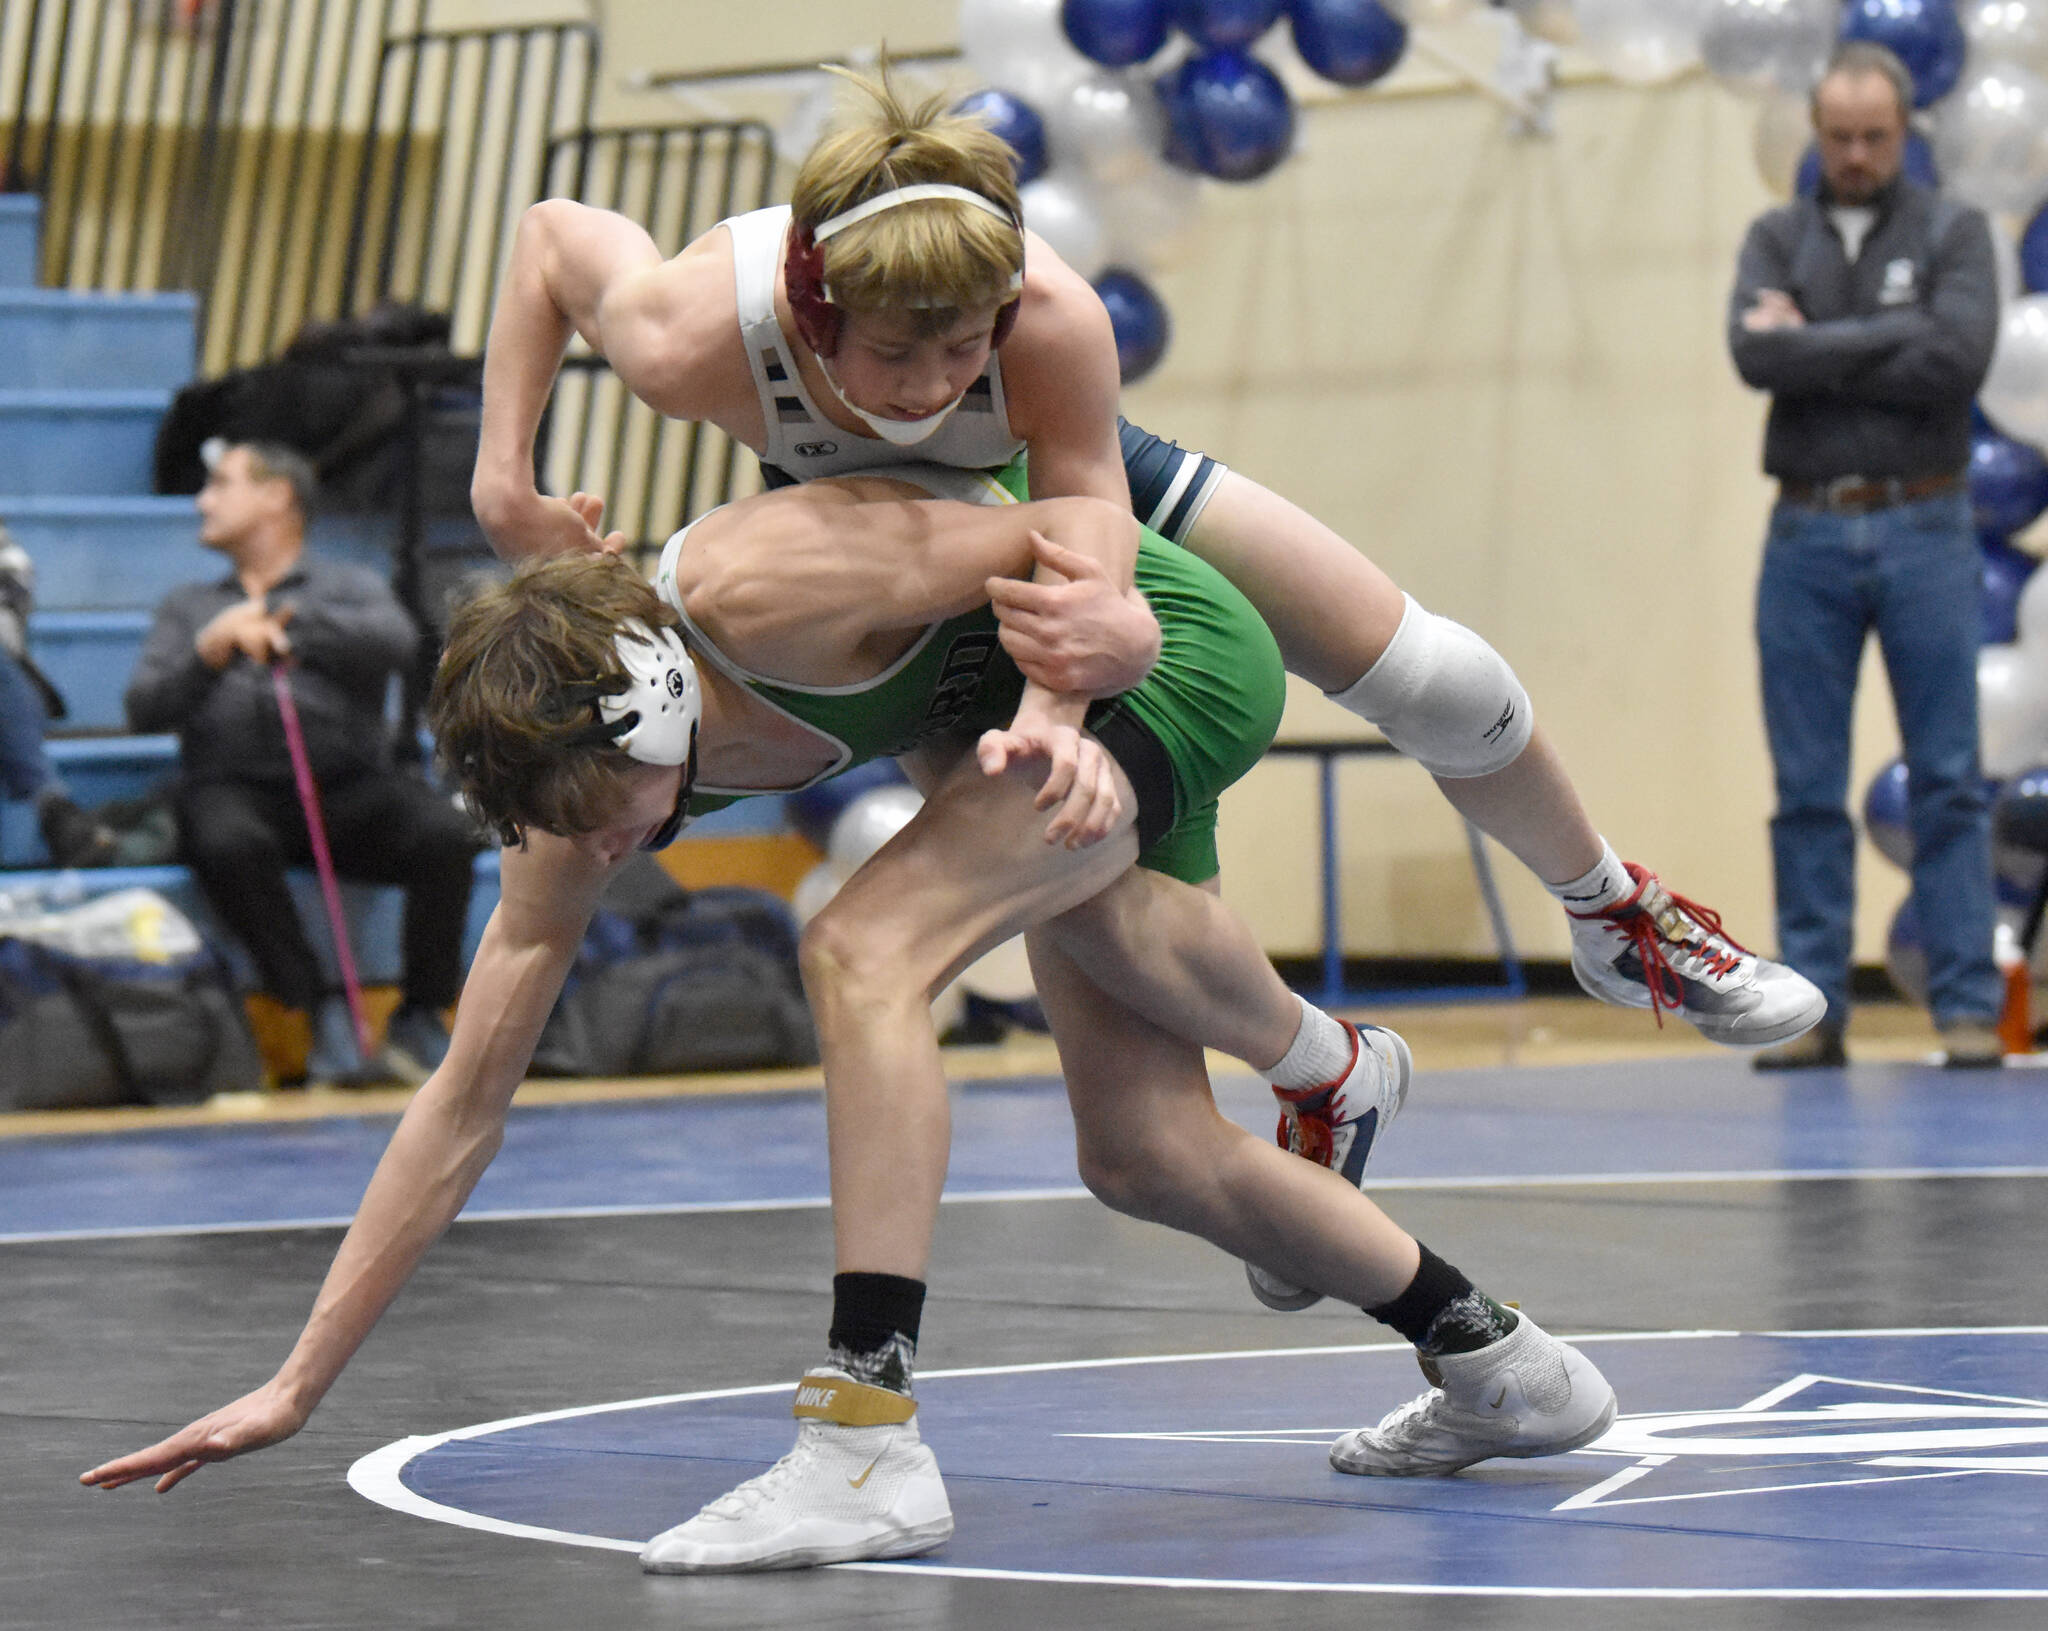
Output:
[541,119,778,554]
[0,0,779,542]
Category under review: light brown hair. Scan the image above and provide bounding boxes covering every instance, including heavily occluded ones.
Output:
[430,553,680,843]
[1812,41,1913,125]
[791,60,1024,332]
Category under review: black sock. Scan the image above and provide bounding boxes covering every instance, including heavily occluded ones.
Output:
[826,1271,926,1395]
[1364,1244,1519,1357]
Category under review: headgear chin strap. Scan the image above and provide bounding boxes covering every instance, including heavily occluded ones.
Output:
[784,183,1025,359]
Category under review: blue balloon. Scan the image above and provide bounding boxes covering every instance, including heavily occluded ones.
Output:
[1971,426,2048,539]
[1061,0,1174,67]
[1838,0,1968,108]
[953,89,1050,186]
[1288,0,1406,86]
[1175,0,1286,48]
[1794,129,1938,197]
[1094,267,1172,382]
[785,759,909,851]
[2023,202,2048,296]
[1864,757,1913,869]
[1982,532,2038,645]
[1157,49,1296,182]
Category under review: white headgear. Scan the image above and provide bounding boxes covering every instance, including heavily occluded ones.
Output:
[596,620,700,767]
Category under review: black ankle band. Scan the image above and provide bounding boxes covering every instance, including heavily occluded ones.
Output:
[1364,1244,1472,1346]
[829,1272,927,1357]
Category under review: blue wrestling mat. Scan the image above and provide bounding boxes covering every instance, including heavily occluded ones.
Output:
[352,1327,2048,1597]
[7,1056,2048,1241]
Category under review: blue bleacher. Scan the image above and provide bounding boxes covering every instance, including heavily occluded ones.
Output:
[0,194,500,981]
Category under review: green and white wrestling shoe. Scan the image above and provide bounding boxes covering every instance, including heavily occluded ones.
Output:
[1330,1313,1617,1477]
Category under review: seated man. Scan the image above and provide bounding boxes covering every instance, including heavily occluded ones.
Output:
[84,470,1620,1572]
[123,441,480,1084]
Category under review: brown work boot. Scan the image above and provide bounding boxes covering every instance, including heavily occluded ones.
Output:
[1937,1019,2004,1070]
[1751,1024,1846,1071]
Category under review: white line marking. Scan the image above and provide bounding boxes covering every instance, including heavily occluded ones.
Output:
[346,1326,2048,1599]
[14,1164,2048,1246]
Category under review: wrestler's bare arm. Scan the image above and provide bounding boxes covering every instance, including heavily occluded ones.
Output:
[80,835,614,1493]
[474,201,746,559]
[983,238,1160,695]
[676,484,1145,682]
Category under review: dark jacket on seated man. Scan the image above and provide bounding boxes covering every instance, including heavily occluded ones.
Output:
[125,555,414,785]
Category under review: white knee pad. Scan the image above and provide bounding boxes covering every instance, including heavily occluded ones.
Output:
[1327,594,1532,778]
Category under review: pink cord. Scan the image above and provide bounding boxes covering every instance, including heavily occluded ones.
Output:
[271,663,370,1055]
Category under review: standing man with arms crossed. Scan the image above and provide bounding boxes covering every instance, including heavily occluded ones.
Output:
[1731,42,2002,1069]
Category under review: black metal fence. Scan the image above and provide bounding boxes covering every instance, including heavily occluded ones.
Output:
[542,120,777,556]
[0,0,773,539]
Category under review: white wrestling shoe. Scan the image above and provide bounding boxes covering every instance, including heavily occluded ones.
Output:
[640,1369,953,1574]
[1568,862,1824,1047]
[1246,1022,1413,1313]
[1330,1313,1617,1477]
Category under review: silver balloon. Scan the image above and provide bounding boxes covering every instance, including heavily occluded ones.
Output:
[1979,640,2048,776]
[2017,549,2048,644]
[1045,69,1168,191]
[1993,210,2024,307]
[1020,172,1110,279]
[1574,0,1709,86]
[1962,0,2048,79]
[1931,63,2048,218]
[960,0,1094,105]
[1752,83,1813,195]
[826,785,925,878]
[1700,0,1833,96]
[1984,294,2048,452]
[791,861,842,926]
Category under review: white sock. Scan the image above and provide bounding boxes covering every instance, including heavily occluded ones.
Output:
[1547,839,1631,914]
[1267,996,1356,1090]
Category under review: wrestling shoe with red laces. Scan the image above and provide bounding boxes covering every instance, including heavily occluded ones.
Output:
[1567,863,1823,1047]
[1247,1022,1412,1312]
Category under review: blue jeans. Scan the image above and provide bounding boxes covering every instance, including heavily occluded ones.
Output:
[1755,490,1999,1029]
[0,650,53,802]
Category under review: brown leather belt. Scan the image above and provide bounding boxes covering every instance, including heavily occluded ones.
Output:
[1778,472,1965,514]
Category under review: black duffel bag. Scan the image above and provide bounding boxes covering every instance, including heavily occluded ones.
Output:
[0,889,264,1110]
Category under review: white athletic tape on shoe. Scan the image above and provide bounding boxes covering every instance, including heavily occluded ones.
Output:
[790,1371,918,1426]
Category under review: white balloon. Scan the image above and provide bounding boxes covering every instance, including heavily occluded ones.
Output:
[959,0,1094,105]
[960,934,1037,1003]
[2018,552,2048,645]
[1096,157,1204,271]
[1574,0,1709,85]
[791,861,842,926]
[1700,0,1833,96]
[1984,294,2048,450]
[1962,0,2048,80]
[1979,641,2048,776]
[827,785,925,878]
[1752,83,1812,196]
[1045,69,1168,192]
[1931,63,2048,219]
[1020,172,1109,279]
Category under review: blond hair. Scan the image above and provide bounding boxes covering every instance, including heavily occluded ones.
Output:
[791,61,1024,329]
[430,553,680,843]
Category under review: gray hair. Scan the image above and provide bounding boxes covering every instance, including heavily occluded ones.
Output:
[210,438,319,520]
[1812,41,1914,124]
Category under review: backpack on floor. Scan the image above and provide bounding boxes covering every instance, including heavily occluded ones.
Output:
[530,857,819,1077]
[0,888,264,1110]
